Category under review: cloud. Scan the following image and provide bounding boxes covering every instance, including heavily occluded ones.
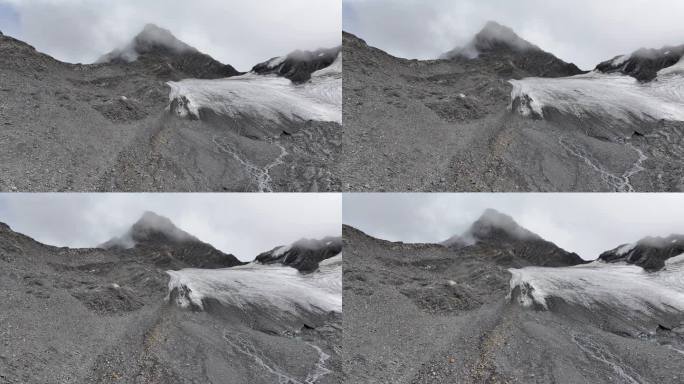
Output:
[343,193,684,260]
[0,0,341,70]
[343,0,684,70]
[0,193,341,261]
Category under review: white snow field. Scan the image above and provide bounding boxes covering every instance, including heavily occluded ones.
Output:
[166,54,342,124]
[166,254,342,315]
[508,257,684,315]
[510,69,684,126]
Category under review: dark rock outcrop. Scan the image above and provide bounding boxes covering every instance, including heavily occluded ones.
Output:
[599,234,684,271]
[443,209,585,267]
[100,211,243,269]
[441,21,584,78]
[252,46,340,84]
[255,236,342,273]
[98,23,241,80]
[596,44,684,82]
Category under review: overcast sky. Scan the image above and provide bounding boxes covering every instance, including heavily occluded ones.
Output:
[344,193,684,260]
[343,0,684,70]
[0,0,341,70]
[0,193,341,261]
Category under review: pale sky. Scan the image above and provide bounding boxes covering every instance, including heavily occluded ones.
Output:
[0,0,341,70]
[344,193,684,260]
[0,193,341,261]
[343,0,684,70]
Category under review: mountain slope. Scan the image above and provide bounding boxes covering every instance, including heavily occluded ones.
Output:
[343,224,684,384]
[100,211,243,269]
[0,25,341,192]
[98,24,241,80]
[443,209,584,267]
[341,23,684,192]
[442,21,583,78]
[0,218,341,383]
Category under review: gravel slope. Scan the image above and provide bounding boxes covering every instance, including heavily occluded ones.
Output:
[0,27,340,192]
[343,225,684,383]
[0,220,341,383]
[340,29,684,192]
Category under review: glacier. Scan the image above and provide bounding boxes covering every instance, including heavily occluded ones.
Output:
[167,53,341,124]
[510,70,684,127]
[166,254,342,316]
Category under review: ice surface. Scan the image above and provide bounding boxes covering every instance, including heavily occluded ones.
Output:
[167,63,341,124]
[167,254,342,316]
[509,261,684,314]
[510,71,684,125]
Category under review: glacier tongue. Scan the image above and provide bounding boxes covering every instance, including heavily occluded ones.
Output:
[167,68,341,124]
[508,261,684,314]
[166,254,342,316]
[510,71,684,126]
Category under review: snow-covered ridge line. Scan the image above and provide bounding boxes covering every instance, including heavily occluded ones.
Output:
[167,66,341,124]
[508,261,684,314]
[166,257,342,315]
[510,71,684,125]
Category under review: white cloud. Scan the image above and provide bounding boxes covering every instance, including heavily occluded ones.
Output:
[0,193,341,261]
[343,193,684,260]
[1,0,341,70]
[343,0,684,70]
